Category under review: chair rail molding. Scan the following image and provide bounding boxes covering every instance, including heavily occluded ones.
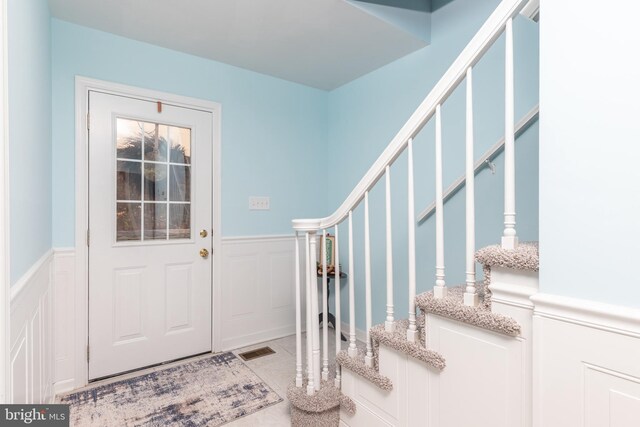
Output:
[531,293,640,338]
[73,76,222,390]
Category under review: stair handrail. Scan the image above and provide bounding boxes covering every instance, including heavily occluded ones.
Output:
[417,103,539,224]
[292,0,530,232]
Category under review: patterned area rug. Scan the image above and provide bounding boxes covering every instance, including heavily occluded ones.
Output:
[59,352,282,426]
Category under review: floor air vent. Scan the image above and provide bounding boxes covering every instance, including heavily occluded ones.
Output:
[238,347,276,361]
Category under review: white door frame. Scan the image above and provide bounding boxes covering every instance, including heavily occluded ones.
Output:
[74,76,222,388]
[0,0,9,404]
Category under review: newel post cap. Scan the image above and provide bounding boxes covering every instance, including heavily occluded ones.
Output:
[292,219,322,232]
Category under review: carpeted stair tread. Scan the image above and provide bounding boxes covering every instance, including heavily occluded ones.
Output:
[370,319,446,370]
[287,379,356,415]
[336,350,393,391]
[288,379,355,427]
[475,241,539,271]
[416,286,521,337]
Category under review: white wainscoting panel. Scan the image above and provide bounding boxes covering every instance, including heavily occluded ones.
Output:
[426,314,527,427]
[220,235,305,351]
[9,250,54,404]
[52,249,76,394]
[532,294,640,427]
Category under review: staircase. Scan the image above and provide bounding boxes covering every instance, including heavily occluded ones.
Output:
[288,0,539,425]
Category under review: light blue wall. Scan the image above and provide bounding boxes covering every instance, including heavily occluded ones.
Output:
[326,0,540,329]
[8,0,52,285]
[51,19,329,246]
[539,0,640,308]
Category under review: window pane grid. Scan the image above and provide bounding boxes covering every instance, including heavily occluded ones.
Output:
[115,117,192,242]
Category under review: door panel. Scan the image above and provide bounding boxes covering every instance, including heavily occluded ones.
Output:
[88,91,213,380]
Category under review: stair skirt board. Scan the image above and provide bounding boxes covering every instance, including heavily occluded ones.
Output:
[416,285,521,337]
[288,380,356,427]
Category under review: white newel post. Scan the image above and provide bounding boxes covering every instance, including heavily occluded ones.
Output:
[334,225,342,388]
[407,138,419,342]
[364,192,374,367]
[321,230,329,381]
[348,211,358,357]
[293,219,322,395]
[309,232,321,391]
[295,232,303,387]
[502,17,518,250]
[385,166,395,332]
[434,104,447,299]
[464,68,479,307]
[304,231,314,395]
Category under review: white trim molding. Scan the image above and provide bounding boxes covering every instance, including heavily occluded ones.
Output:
[74,77,222,390]
[0,0,8,404]
[531,293,640,338]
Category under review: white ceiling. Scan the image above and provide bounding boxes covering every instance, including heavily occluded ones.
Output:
[48,0,428,90]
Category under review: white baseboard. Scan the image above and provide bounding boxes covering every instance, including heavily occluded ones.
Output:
[9,250,54,404]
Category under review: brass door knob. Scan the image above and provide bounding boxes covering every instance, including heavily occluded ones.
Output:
[199,248,209,259]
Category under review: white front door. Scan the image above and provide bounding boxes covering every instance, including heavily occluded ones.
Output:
[88,91,213,380]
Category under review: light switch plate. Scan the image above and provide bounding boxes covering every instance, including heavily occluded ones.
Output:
[249,196,270,210]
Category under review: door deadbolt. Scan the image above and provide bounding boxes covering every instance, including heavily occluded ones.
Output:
[200,229,208,238]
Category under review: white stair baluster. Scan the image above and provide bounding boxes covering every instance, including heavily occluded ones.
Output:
[334,225,342,388]
[305,232,314,395]
[309,232,321,391]
[364,192,374,367]
[407,138,418,342]
[502,17,519,250]
[385,166,395,332]
[464,68,479,307]
[321,230,329,381]
[295,232,303,387]
[434,104,447,299]
[348,211,358,357]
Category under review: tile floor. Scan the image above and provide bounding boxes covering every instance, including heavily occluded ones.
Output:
[228,329,346,426]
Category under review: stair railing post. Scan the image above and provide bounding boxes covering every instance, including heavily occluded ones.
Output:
[304,231,314,395]
[295,232,303,387]
[348,211,358,357]
[434,104,447,299]
[334,225,342,388]
[385,166,395,332]
[502,17,519,250]
[364,192,374,367]
[309,231,321,391]
[464,68,479,307]
[321,230,329,381]
[407,138,419,342]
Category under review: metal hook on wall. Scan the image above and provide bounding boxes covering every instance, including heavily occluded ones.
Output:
[485,159,496,174]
